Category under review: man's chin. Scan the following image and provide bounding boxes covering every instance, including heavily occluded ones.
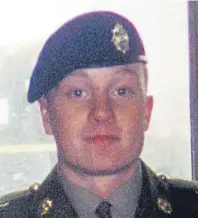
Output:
[66,160,136,176]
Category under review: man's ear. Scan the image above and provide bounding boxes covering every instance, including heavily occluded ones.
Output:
[38,97,53,135]
[144,95,153,131]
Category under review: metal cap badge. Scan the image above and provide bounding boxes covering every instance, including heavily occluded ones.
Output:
[157,198,172,214]
[38,198,53,216]
[111,23,129,54]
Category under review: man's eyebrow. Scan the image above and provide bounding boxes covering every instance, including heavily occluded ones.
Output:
[68,70,88,78]
[113,67,137,77]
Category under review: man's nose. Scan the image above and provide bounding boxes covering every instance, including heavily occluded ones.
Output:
[88,96,114,123]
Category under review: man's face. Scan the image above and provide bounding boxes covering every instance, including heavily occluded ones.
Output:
[39,63,153,175]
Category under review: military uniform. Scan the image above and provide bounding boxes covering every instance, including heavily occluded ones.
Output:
[1,11,197,218]
[0,161,197,218]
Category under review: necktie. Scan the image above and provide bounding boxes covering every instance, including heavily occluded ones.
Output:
[95,201,112,218]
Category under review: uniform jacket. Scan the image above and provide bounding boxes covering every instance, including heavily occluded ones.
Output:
[0,161,197,218]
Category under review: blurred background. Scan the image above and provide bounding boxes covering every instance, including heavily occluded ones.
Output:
[0,0,195,195]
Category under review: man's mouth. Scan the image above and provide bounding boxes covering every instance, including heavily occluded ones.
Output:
[85,135,120,145]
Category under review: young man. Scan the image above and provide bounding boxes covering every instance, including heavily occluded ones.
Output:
[0,11,197,218]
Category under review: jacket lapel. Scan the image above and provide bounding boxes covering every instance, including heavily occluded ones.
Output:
[135,161,172,218]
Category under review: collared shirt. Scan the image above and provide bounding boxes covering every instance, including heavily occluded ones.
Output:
[57,161,142,218]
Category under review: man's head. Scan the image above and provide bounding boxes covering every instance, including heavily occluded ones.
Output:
[28,11,153,176]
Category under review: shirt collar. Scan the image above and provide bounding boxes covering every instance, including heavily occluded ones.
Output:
[107,161,142,217]
[57,170,101,217]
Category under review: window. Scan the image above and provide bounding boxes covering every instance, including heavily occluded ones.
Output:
[25,79,30,92]
[0,99,9,125]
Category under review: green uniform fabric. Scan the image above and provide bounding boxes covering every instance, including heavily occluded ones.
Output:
[0,161,197,218]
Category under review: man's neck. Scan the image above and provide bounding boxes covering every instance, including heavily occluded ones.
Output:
[58,161,138,198]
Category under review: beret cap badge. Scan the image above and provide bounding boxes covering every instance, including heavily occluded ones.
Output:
[111,22,129,54]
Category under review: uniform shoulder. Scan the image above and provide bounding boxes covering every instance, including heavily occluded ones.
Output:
[0,188,31,218]
[167,178,198,193]
[157,174,197,192]
[167,178,198,207]
[0,182,40,217]
[0,182,40,206]
[0,189,29,205]
[159,176,198,217]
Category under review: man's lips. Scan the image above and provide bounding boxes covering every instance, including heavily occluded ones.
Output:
[85,135,120,145]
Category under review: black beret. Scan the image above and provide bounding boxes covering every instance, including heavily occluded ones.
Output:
[28,11,146,103]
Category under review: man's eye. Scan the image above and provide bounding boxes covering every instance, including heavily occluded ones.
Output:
[71,89,88,98]
[113,88,132,96]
